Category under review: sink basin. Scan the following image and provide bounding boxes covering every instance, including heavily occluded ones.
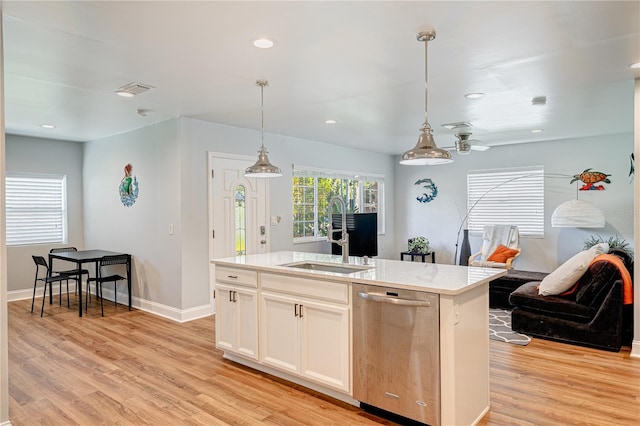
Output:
[281,261,372,275]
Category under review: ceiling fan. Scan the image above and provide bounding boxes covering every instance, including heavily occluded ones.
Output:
[442,132,490,155]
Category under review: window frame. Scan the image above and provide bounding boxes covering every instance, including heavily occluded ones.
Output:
[292,166,385,243]
[466,166,544,239]
[5,172,68,246]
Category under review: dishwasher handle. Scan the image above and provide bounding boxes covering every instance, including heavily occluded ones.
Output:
[357,291,431,307]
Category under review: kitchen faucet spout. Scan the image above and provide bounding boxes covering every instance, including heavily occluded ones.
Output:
[327,196,349,263]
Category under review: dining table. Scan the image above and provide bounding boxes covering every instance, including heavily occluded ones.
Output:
[48,249,132,317]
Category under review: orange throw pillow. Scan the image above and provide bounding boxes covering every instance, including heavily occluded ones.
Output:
[487,244,519,263]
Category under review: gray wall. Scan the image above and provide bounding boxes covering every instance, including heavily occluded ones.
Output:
[6,135,84,292]
[82,120,182,309]
[394,133,634,272]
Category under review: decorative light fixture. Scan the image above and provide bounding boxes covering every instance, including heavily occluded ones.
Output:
[245,80,282,178]
[400,30,453,165]
[552,200,605,228]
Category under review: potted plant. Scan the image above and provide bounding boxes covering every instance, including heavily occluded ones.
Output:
[583,234,633,257]
[408,236,430,254]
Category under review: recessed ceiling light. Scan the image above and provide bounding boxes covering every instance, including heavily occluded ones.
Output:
[531,129,544,133]
[40,124,55,129]
[630,61,640,69]
[324,119,337,124]
[253,38,275,49]
[464,92,484,99]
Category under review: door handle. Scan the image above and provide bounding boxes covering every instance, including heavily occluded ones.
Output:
[357,291,431,307]
[232,291,237,303]
[299,304,303,318]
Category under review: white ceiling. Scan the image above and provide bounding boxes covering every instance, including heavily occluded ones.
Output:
[3,1,640,155]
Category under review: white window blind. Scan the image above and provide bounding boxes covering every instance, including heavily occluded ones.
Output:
[6,173,67,246]
[467,167,544,238]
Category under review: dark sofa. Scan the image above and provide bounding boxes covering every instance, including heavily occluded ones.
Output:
[509,249,634,351]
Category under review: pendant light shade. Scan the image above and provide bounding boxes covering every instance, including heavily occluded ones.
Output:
[551,199,605,228]
[245,80,282,178]
[400,30,452,166]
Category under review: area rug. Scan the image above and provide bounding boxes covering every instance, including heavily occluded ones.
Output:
[489,308,531,346]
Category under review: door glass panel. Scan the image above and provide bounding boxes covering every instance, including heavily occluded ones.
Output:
[234,185,246,255]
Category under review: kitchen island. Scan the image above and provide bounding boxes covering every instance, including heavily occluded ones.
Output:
[211,251,506,426]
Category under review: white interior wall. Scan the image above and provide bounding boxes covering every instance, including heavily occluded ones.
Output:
[5,135,84,293]
[394,133,634,272]
[82,120,182,310]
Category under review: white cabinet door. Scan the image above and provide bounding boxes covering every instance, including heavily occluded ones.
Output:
[235,286,258,360]
[215,283,258,361]
[299,299,350,392]
[260,292,299,374]
[215,283,236,352]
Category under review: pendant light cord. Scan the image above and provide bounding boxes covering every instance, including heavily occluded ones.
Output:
[261,82,265,149]
[423,37,429,130]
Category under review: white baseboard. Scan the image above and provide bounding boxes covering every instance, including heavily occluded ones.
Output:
[8,285,212,323]
[630,339,640,358]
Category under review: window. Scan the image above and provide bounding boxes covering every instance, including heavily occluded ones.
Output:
[467,167,544,238]
[6,173,68,246]
[234,185,246,255]
[292,166,384,241]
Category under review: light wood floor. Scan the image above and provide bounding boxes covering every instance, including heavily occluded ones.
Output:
[8,295,640,425]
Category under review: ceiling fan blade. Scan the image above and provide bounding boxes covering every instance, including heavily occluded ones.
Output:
[470,145,490,151]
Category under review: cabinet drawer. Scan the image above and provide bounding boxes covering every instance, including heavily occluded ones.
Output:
[216,266,258,288]
[261,273,348,304]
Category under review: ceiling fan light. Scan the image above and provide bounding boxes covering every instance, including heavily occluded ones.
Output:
[455,140,472,155]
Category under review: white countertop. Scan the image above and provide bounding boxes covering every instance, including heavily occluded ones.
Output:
[211,251,507,296]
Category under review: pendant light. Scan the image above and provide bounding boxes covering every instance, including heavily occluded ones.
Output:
[400,30,453,165]
[245,80,282,178]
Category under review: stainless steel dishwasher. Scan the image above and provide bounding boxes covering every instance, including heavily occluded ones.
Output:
[353,283,440,426]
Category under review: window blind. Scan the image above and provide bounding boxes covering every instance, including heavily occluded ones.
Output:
[467,167,544,238]
[6,173,67,246]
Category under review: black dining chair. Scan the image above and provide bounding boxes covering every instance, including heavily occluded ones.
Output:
[87,254,129,316]
[31,255,77,317]
[49,247,90,297]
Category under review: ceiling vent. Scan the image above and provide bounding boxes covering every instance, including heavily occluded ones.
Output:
[115,82,154,97]
[441,121,473,130]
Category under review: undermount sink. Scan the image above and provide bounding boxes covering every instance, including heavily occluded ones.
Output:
[281,261,373,275]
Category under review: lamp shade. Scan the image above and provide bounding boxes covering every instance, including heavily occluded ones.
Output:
[551,199,605,228]
[400,127,453,165]
[244,146,282,178]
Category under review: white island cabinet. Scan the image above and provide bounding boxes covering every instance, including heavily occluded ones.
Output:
[260,272,350,393]
[212,251,506,426]
[214,266,259,360]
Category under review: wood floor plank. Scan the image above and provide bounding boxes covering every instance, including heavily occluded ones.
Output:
[8,298,640,425]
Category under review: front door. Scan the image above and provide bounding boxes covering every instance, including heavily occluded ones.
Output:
[208,153,270,311]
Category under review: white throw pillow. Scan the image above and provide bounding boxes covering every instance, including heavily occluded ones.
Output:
[538,243,609,296]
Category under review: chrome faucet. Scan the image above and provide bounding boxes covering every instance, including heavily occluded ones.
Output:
[327,196,349,263]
